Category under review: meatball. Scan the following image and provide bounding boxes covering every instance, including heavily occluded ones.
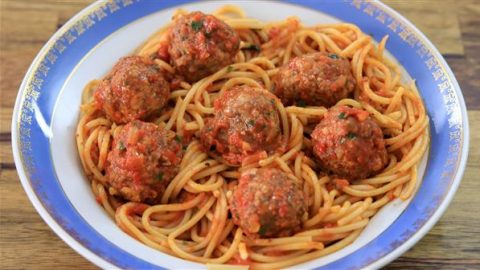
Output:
[311,105,388,180]
[272,52,355,107]
[105,120,183,203]
[169,11,240,83]
[94,56,170,124]
[230,168,306,238]
[199,85,284,166]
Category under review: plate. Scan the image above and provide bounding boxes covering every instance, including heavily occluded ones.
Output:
[11,0,469,269]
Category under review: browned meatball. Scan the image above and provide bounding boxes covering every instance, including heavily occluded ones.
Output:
[311,105,388,180]
[169,11,240,83]
[199,85,284,166]
[272,52,355,107]
[94,56,170,124]
[105,120,183,203]
[230,168,306,238]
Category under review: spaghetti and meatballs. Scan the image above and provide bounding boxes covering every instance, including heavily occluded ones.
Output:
[76,6,429,270]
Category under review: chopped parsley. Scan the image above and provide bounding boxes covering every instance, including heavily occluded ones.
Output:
[328,54,339,59]
[226,65,234,73]
[204,29,212,38]
[258,225,267,236]
[174,135,182,142]
[338,112,347,119]
[157,172,164,182]
[118,141,126,151]
[182,145,187,151]
[340,133,357,144]
[242,44,261,52]
[270,99,275,105]
[347,132,357,139]
[247,119,255,127]
[296,100,307,107]
[191,20,203,31]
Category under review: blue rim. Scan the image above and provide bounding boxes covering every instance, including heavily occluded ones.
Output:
[14,0,467,269]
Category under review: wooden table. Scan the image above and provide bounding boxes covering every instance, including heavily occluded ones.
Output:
[1,1,479,269]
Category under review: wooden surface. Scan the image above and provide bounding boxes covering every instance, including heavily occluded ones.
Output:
[1,0,479,269]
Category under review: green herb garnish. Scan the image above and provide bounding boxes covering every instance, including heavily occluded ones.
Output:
[329,54,339,59]
[338,112,347,119]
[226,65,234,73]
[191,20,203,31]
[118,141,126,151]
[157,172,164,181]
[347,132,357,139]
[182,145,187,151]
[258,225,267,236]
[174,135,182,142]
[247,119,255,127]
[242,44,261,52]
[205,29,212,38]
[297,100,306,107]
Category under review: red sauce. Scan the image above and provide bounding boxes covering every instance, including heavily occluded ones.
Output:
[334,179,350,189]
[268,27,281,39]
[156,29,171,62]
[127,204,149,216]
[227,255,253,266]
[323,223,336,229]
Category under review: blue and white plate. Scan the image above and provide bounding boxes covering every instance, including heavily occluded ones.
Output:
[11,1,469,269]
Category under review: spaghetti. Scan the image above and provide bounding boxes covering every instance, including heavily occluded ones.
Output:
[76,5,429,269]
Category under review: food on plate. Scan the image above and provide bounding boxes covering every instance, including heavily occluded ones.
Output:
[168,11,240,82]
[199,85,284,166]
[230,168,306,238]
[76,5,429,269]
[311,105,388,180]
[105,120,182,203]
[94,56,170,124]
[272,52,355,107]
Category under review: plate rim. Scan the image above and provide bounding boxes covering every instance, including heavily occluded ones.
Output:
[11,0,470,269]
[11,2,117,268]
[356,1,470,268]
